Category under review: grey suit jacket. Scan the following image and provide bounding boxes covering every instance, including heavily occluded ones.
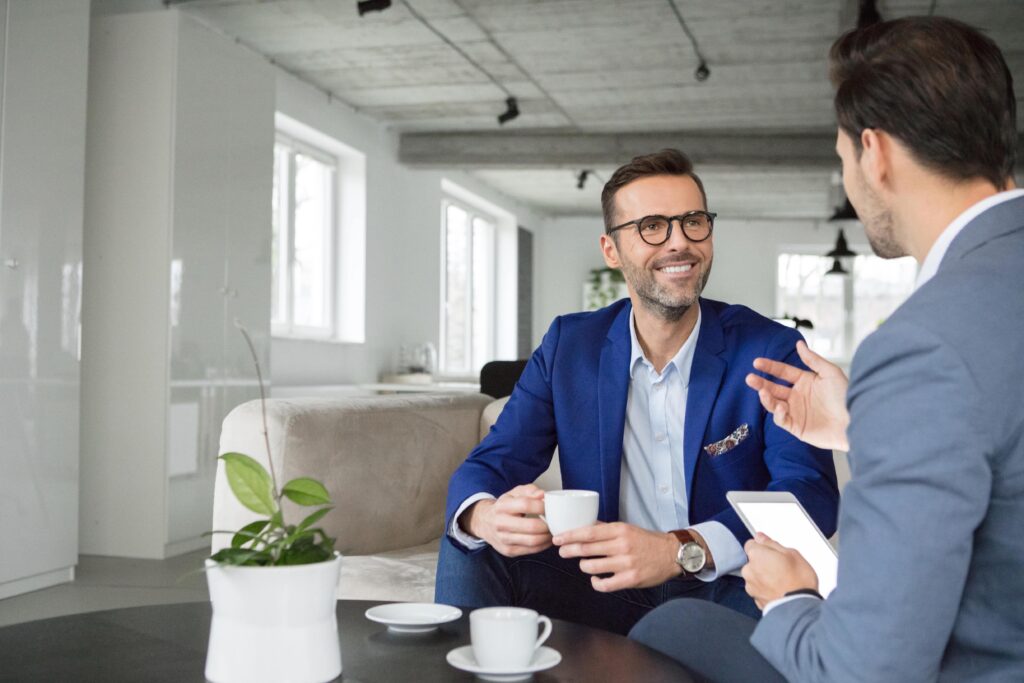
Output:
[751,195,1024,682]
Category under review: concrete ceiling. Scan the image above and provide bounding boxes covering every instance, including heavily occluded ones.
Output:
[175,0,1024,217]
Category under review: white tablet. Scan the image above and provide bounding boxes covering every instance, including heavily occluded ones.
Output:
[727,491,838,598]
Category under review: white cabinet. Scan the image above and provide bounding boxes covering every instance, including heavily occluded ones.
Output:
[81,10,274,558]
[0,0,90,599]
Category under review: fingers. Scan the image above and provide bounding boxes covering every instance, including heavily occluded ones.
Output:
[496,494,545,517]
[495,513,550,536]
[751,357,806,384]
[508,484,546,498]
[753,532,787,552]
[551,522,611,546]
[493,532,552,556]
[794,341,830,375]
[558,539,618,559]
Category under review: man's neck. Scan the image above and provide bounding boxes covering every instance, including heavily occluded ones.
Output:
[897,176,1011,263]
[632,300,700,374]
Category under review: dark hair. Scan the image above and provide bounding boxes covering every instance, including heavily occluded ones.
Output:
[601,149,708,231]
[830,16,1016,189]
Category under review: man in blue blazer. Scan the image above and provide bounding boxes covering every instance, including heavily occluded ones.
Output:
[435,149,839,635]
[629,17,1024,681]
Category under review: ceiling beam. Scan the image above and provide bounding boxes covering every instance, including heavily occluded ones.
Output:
[398,131,843,170]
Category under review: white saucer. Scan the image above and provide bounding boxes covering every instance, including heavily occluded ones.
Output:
[446,645,561,681]
[364,602,462,633]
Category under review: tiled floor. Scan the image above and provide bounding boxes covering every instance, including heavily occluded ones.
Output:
[0,550,209,628]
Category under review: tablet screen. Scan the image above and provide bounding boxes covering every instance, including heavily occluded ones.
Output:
[733,501,838,598]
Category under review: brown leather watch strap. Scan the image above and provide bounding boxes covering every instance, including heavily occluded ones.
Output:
[670,528,715,572]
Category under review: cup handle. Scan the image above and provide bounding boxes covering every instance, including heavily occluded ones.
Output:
[535,615,552,650]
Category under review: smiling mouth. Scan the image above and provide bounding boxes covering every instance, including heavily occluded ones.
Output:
[658,263,694,274]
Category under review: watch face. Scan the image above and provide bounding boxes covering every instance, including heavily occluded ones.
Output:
[680,542,706,573]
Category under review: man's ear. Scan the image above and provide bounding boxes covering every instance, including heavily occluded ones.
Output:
[859,128,891,192]
[599,233,621,268]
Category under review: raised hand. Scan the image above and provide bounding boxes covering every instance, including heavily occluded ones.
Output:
[745,341,851,451]
[462,484,552,557]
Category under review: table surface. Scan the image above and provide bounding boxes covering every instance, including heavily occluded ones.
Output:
[0,600,696,682]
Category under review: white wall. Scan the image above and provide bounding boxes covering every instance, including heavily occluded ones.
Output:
[533,214,870,347]
[271,73,546,386]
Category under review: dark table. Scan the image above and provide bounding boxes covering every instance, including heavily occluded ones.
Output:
[0,600,697,682]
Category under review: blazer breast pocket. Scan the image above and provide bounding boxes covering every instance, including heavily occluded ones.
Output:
[703,424,755,469]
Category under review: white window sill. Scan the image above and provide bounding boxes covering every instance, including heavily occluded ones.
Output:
[272,334,364,346]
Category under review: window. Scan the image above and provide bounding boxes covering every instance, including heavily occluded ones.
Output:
[776,252,917,362]
[271,114,365,342]
[441,198,497,375]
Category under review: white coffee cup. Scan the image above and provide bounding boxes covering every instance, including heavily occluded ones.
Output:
[470,607,552,669]
[542,489,599,536]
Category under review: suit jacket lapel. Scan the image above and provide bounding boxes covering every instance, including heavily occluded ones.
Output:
[597,303,631,521]
[683,299,726,517]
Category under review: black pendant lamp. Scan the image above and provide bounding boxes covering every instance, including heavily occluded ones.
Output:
[826,258,849,276]
[826,228,857,259]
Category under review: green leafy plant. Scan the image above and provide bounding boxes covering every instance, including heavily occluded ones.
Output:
[585,266,627,310]
[207,324,335,566]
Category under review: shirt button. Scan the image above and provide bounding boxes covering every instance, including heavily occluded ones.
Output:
[655,433,666,442]
[658,485,670,494]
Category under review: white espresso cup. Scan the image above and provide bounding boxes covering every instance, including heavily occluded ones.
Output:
[542,489,599,536]
[470,607,552,669]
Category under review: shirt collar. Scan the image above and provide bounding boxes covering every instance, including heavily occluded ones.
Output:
[629,305,702,386]
[916,188,1024,290]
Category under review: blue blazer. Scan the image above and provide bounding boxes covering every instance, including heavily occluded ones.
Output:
[445,298,839,549]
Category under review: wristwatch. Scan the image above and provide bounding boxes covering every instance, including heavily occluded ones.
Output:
[672,530,707,575]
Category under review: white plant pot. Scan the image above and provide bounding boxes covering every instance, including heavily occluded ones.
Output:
[204,553,343,683]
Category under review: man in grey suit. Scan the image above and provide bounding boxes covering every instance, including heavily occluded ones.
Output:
[629,15,1024,682]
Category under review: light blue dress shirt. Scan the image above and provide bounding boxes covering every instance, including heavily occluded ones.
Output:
[621,308,745,581]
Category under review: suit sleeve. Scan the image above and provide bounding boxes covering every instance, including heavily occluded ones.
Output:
[703,329,840,542]
[750,320,992,681]
[443,317,562,552]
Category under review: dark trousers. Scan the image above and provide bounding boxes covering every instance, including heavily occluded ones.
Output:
[629,599,787,683]
[434,539,759,636]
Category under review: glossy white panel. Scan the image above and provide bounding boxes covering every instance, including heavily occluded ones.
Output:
[0,0,89,596]
[167,13,273,547]
[81,9,273,557]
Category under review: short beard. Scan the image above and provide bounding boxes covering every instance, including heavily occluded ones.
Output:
[865,210,904,258]
[854,172,905,259]
[623,256,712,322]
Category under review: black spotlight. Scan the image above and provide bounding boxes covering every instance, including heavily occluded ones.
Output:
[576,170,590,190]
[357,0,391,16]
[694,60,710,82]
[497,96,519,125]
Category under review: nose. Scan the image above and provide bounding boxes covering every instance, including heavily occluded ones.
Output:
[665,218,697,249]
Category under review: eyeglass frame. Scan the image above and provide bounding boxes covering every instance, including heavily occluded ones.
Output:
[606,210,717,246]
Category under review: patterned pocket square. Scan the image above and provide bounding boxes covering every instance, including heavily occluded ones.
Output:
[703,424,750,457]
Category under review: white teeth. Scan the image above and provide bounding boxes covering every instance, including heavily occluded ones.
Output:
[661,264,693,273]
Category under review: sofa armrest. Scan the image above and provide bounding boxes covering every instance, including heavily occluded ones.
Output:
[212,393,492,556]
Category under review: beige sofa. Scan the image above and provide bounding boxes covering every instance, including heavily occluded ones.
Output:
[212,392,846,602]
[211,392,558,602]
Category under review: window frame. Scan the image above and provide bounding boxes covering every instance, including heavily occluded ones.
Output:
[271,113,366,344]
[439,195,498,377]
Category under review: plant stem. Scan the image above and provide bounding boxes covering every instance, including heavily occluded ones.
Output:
[235,321,285,523]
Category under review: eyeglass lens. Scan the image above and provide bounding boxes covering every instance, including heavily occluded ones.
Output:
[638,213,712,245]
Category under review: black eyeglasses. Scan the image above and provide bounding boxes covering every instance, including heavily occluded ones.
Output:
[607,210,717,246]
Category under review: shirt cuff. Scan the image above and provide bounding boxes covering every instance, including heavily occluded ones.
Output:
[762,593,821,616]
[448,493,496,550]
[689,520,746,582]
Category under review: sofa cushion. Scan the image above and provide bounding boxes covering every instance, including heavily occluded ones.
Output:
[214,393,492,557]
[337,539,440,603]
[480,396,562,491]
